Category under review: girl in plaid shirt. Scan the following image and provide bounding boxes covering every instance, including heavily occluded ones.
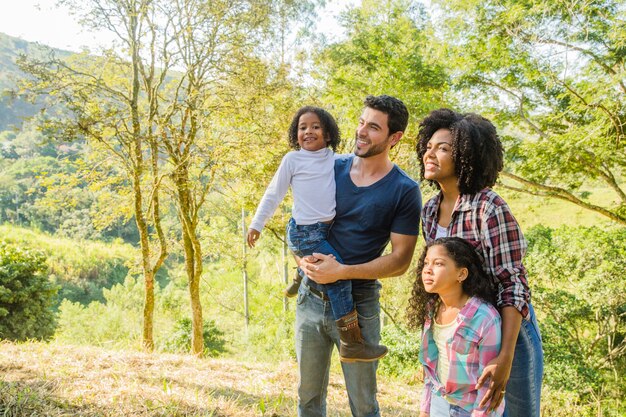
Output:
[408,237,503,417]
[416,109,543,417]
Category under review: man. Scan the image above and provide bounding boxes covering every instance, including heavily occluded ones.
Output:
[297,95,422,417]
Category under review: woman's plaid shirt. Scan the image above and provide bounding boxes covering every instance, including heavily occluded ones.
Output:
[421,189,530,318]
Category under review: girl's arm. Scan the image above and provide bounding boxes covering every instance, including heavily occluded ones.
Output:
[473,313,503,416]
[419,324,433,416]
[476,307,520,411]
[249,154,293,233]
[420,377,433,416]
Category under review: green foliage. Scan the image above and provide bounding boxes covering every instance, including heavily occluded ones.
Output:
[162,317,227,357]
[0,224,133,306]
[315,0,448,172]
[434,0,626,224]
[199,256,297,361]
[379,325,421,379]
[525,225,626,415]
[0,241,58,341]
[55,275,144,347]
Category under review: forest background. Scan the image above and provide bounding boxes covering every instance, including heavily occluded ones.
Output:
[0,0,625,416]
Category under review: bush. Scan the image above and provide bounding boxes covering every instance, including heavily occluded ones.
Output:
[54,275,144,347]
[0,224,133,306]
[162,317,227,357]
[379,324,421,379]
[0,241,58,340]
[525,225,626,416]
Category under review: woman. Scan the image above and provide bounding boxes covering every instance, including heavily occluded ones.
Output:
[416,109,543,417]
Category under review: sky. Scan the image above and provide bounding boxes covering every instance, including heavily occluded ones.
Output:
[0,0,359,52]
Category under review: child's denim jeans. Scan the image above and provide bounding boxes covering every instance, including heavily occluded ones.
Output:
[286,217,353,319]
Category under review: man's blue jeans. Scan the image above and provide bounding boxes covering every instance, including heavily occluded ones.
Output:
[295,279,382,417]
[287,218,353,319]
[504,303,544,417]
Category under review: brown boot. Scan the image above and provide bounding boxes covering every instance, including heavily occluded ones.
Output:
[283,269,302,298]
[336,309,387,363]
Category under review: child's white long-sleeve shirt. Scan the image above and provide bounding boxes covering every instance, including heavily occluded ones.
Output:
[249,148,335,232]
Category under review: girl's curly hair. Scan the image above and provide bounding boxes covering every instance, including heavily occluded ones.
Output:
[416,108,503,194]
[407,237,497,331]
[287,106,341,151]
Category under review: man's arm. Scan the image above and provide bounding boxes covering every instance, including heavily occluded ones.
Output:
[300,232,417,284]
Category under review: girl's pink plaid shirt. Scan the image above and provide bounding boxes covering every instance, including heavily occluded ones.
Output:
[419,296,504,416]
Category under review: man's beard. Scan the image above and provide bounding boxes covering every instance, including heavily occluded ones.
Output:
[353,134,390,158]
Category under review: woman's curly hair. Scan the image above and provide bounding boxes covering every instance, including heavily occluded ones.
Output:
[416,108,504,194]
[407,237,497,331]
[287,106,341,151]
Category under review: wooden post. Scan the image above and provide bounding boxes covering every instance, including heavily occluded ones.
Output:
[242,207,249,328]
[283,227,289,312]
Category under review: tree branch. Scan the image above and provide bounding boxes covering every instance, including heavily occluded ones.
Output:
[500,171,626,225]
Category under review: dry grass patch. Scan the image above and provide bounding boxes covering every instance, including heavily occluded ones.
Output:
[0,341,420,416]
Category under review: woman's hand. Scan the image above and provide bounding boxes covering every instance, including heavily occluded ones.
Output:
[476,354,513,411]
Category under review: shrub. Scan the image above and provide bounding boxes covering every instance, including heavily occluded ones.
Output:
[0,241,58,340]
[54,275,144,347]
[162,317,227,357]
[525,225,626,416]
[379,324,421,379]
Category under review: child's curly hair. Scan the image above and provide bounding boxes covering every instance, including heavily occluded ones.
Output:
[287,106,341,151]
[407,237,497,330]
[416,109,503,194]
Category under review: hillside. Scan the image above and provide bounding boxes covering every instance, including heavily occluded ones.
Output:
[0,32,71,131]
[0,341,420,417]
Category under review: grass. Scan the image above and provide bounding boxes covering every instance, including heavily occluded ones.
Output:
[0,340,420,417]
[497,186,612,229]
[0,189,618,416]
[0,224,134,261]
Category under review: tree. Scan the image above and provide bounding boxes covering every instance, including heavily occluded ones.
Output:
[315,0,448,169]
[18,0,169,350]
[0,241,58,341]
[19,0,320,355]
[156,0,319,355]
[431,0,626,225]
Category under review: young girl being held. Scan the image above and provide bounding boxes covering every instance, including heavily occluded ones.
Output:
[408,237,503,417]
[247,106,387,362]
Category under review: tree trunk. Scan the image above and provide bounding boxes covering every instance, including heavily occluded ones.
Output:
[174,161,204,356]
[133,169,154,351]
[129,5,155,352]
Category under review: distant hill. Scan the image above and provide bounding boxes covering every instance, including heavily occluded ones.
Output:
[0,32,72,131]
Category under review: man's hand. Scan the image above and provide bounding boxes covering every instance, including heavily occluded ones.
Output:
[476,353,513,411]
[299,253,342,284]
[246,228,260,248]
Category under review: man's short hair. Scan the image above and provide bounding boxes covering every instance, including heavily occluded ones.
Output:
[363,95,409,134]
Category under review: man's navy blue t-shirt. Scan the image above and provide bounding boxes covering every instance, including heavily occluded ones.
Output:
[325,154,422,283]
